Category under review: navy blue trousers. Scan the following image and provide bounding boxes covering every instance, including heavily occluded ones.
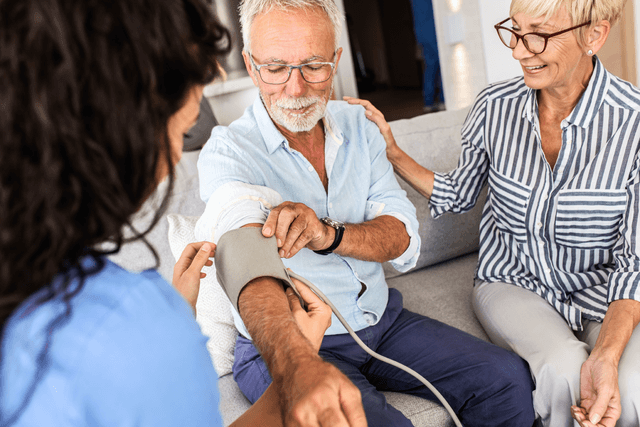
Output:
[233,289,535,427]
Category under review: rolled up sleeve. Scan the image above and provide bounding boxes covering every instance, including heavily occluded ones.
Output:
[363,120,420,272]
[609,156,640,304]
[195,131,283,244]
[430,91,490,219]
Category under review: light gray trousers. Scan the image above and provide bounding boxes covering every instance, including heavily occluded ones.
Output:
[472,281,640,427]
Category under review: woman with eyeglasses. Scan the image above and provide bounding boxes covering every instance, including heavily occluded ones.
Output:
[0,0,336,426]
[347,0,640,426]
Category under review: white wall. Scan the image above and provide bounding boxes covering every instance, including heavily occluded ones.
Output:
[477,0,522,84]
[431,0,488,110]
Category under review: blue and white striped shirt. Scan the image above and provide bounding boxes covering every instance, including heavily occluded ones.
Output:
[431,57,640,331]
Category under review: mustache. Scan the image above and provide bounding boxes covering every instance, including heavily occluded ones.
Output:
[275,96,319,109]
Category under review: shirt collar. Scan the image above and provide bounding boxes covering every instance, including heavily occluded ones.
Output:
[522,56,610,129]
[252,96,288,154]
[251,96,344,154]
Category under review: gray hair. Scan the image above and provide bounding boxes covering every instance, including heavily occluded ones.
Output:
[239,0,343,53]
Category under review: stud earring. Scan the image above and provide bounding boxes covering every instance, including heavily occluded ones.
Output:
[587,49,593,56]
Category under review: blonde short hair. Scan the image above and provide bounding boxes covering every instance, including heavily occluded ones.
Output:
[509,0,627,45]
[239,0,343,53]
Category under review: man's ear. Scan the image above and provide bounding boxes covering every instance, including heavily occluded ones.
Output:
[585,20,611,56]
[333,47,343,76]
[243,51,259,87]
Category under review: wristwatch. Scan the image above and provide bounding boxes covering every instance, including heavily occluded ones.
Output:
[313,217,345,255]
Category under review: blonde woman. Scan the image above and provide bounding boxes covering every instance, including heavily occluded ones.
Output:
[348,0,640,426]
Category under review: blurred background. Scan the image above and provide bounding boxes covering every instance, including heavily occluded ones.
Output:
[205,0,638,126]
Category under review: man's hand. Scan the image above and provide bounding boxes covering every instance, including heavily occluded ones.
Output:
[280,357,367,427]
[571,355,621,427]
[286,275,331,352]
[262,201,334,258]
[172,241,215,314]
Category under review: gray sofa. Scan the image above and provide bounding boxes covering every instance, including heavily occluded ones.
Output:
[110,105,492,426]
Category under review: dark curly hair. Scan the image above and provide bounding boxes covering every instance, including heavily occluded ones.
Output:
[0,0,229,422]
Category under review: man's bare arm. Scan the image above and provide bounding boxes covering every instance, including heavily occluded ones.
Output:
[234,224,366,426]
[237,276,366,427]
[335,215,410,262]
[262,203,410,262]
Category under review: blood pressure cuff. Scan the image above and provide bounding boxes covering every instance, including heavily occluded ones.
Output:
[214,227,295,313]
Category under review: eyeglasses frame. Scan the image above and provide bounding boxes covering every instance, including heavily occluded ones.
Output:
[249,52,337,85]
[494,17,591,54]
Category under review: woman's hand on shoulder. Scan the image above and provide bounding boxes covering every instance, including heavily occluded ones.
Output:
[344,96,398,153]
[172,241,215,315]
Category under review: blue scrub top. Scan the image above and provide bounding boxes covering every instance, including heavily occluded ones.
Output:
[1,257,222,426]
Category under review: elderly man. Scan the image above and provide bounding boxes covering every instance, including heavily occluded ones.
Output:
[195,0,535,426]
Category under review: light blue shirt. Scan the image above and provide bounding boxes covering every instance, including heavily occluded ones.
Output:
[196,98,420,336]
[1,258,222,426]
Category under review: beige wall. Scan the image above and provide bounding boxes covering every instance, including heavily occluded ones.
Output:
[598,0,636,85]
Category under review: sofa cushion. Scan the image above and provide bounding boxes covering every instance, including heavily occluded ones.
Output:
[387,251,488,342]
[167,214,237,377]
[384,108,487,279]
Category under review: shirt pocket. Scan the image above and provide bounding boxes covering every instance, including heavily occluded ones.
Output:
[555,189,627,250]
[488,169,532,245]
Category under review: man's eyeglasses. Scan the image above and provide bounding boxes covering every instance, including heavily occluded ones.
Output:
[494,18,591,54]
[249,53,336,85]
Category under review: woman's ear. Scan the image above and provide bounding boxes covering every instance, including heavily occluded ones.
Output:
[585,20,611,56]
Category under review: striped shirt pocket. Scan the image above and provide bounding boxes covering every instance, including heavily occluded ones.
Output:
[488,170,531,245]
[555,189,627,250]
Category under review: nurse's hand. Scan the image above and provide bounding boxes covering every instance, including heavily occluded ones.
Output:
[286,275,331,352]
[172,241,215,315]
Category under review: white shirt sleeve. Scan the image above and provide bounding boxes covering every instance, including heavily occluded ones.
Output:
[195,181,283,244]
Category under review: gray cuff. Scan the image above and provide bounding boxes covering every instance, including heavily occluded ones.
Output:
[214,227,294,313]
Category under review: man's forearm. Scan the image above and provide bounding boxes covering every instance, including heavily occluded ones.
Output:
[238,277,320,382]
[334,215,410,263]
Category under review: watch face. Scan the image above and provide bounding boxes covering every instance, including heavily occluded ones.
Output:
[322,217,345,228]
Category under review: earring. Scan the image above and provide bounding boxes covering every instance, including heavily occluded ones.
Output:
[587,49,593,56]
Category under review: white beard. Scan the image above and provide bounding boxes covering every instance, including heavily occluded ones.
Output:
[262,85,332,133]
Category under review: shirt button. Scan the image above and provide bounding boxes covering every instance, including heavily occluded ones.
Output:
[329,203,333,208]
[544,267,551,274]
[542,194,548,201]
[536,221,543,229]
[307,166,314,172]
[538,241,545,248]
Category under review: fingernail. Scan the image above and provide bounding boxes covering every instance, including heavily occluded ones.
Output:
[201,243,211,252]
[366,111,373,116]
[277,239,282,247]
[279,249,285,257]
[590,414,601,424]
[263,226,271,235]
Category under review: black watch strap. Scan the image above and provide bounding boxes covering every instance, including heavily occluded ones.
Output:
[313,218,345,255]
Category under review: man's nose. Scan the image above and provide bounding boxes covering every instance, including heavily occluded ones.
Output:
[285,67,307,97]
